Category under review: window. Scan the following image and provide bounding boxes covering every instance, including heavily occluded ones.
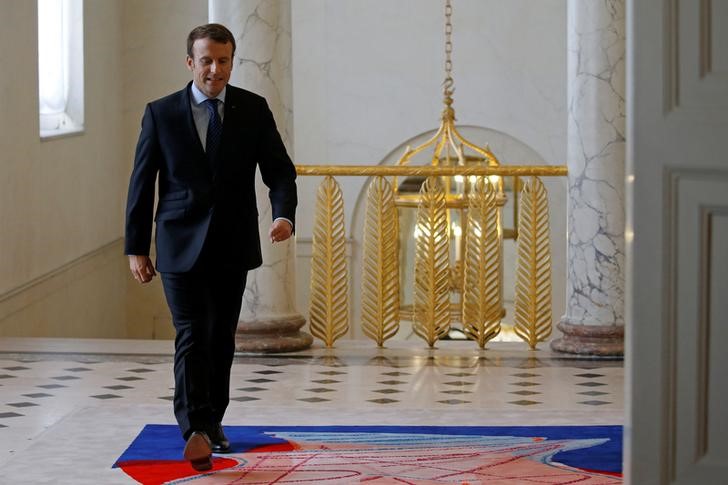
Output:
[38,0,84,138]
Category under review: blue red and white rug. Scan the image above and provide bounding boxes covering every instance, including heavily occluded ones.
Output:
[114,424,622,484]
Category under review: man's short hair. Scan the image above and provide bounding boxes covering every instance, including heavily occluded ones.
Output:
[187,23,236,58]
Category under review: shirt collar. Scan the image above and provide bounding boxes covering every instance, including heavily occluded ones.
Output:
[190,82,226,106]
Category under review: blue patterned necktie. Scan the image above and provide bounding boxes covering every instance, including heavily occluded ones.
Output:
[204,98,222,164]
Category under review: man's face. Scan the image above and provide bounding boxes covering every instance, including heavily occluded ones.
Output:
[186,38,233,98]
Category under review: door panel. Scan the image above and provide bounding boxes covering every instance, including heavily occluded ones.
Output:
[627,0,728,483]
[670,173,728,482]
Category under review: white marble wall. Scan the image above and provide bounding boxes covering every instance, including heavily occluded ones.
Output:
[210,0,301,322]
[564,0,625,327]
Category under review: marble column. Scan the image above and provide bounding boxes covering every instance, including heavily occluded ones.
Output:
[209,0,312,352]
[551,0,625,356]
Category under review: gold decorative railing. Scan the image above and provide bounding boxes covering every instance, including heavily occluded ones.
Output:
[297,164,567,350]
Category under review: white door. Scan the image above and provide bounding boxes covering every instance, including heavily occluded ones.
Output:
[627,0,728,483]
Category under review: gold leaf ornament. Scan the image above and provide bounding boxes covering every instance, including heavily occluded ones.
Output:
[462,178,502,348]
[413,176,451,347]
[514,176,552,349]
[309,176,349,347]
[361,177,400,346]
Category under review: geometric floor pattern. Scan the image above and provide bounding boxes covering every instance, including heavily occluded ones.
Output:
[0,337,624,483]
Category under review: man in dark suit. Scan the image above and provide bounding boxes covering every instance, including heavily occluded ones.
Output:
[124,23,296,471]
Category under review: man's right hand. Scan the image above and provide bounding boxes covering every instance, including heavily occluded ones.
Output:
[128,255,156,284]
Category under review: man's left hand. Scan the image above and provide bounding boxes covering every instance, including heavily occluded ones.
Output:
[269,219,293,243]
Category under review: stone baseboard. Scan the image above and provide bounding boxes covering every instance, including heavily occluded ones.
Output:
[235,315,313,353]
[550,320,624,357]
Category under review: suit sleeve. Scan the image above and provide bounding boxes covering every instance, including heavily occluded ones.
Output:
[124,104,160,255]
[257,99,298,230]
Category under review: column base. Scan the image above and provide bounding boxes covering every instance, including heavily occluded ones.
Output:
[235,315,313,353]
[550,320,624,357]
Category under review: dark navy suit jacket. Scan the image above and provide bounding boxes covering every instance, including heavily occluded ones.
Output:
[124,82,297,273]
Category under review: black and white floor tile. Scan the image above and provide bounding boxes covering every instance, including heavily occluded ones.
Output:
[0,338,623,483]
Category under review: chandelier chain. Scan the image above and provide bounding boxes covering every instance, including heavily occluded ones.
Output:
[443,0,454,104]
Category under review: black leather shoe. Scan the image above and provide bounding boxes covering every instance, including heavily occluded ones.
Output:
[208,423,231,453]
[183,431,212,471]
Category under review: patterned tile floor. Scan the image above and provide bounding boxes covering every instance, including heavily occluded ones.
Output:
[0,337,623,483]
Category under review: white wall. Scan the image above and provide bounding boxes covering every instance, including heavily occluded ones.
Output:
[291,0,567,340]
[0,0,125,294]
[0,0,127,336]
[0,0,205,338]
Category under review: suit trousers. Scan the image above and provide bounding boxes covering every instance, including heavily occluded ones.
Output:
[160,232,247,439]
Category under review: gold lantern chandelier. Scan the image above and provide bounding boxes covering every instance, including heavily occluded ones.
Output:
[301,0,559,351]
[394,0,514,345]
